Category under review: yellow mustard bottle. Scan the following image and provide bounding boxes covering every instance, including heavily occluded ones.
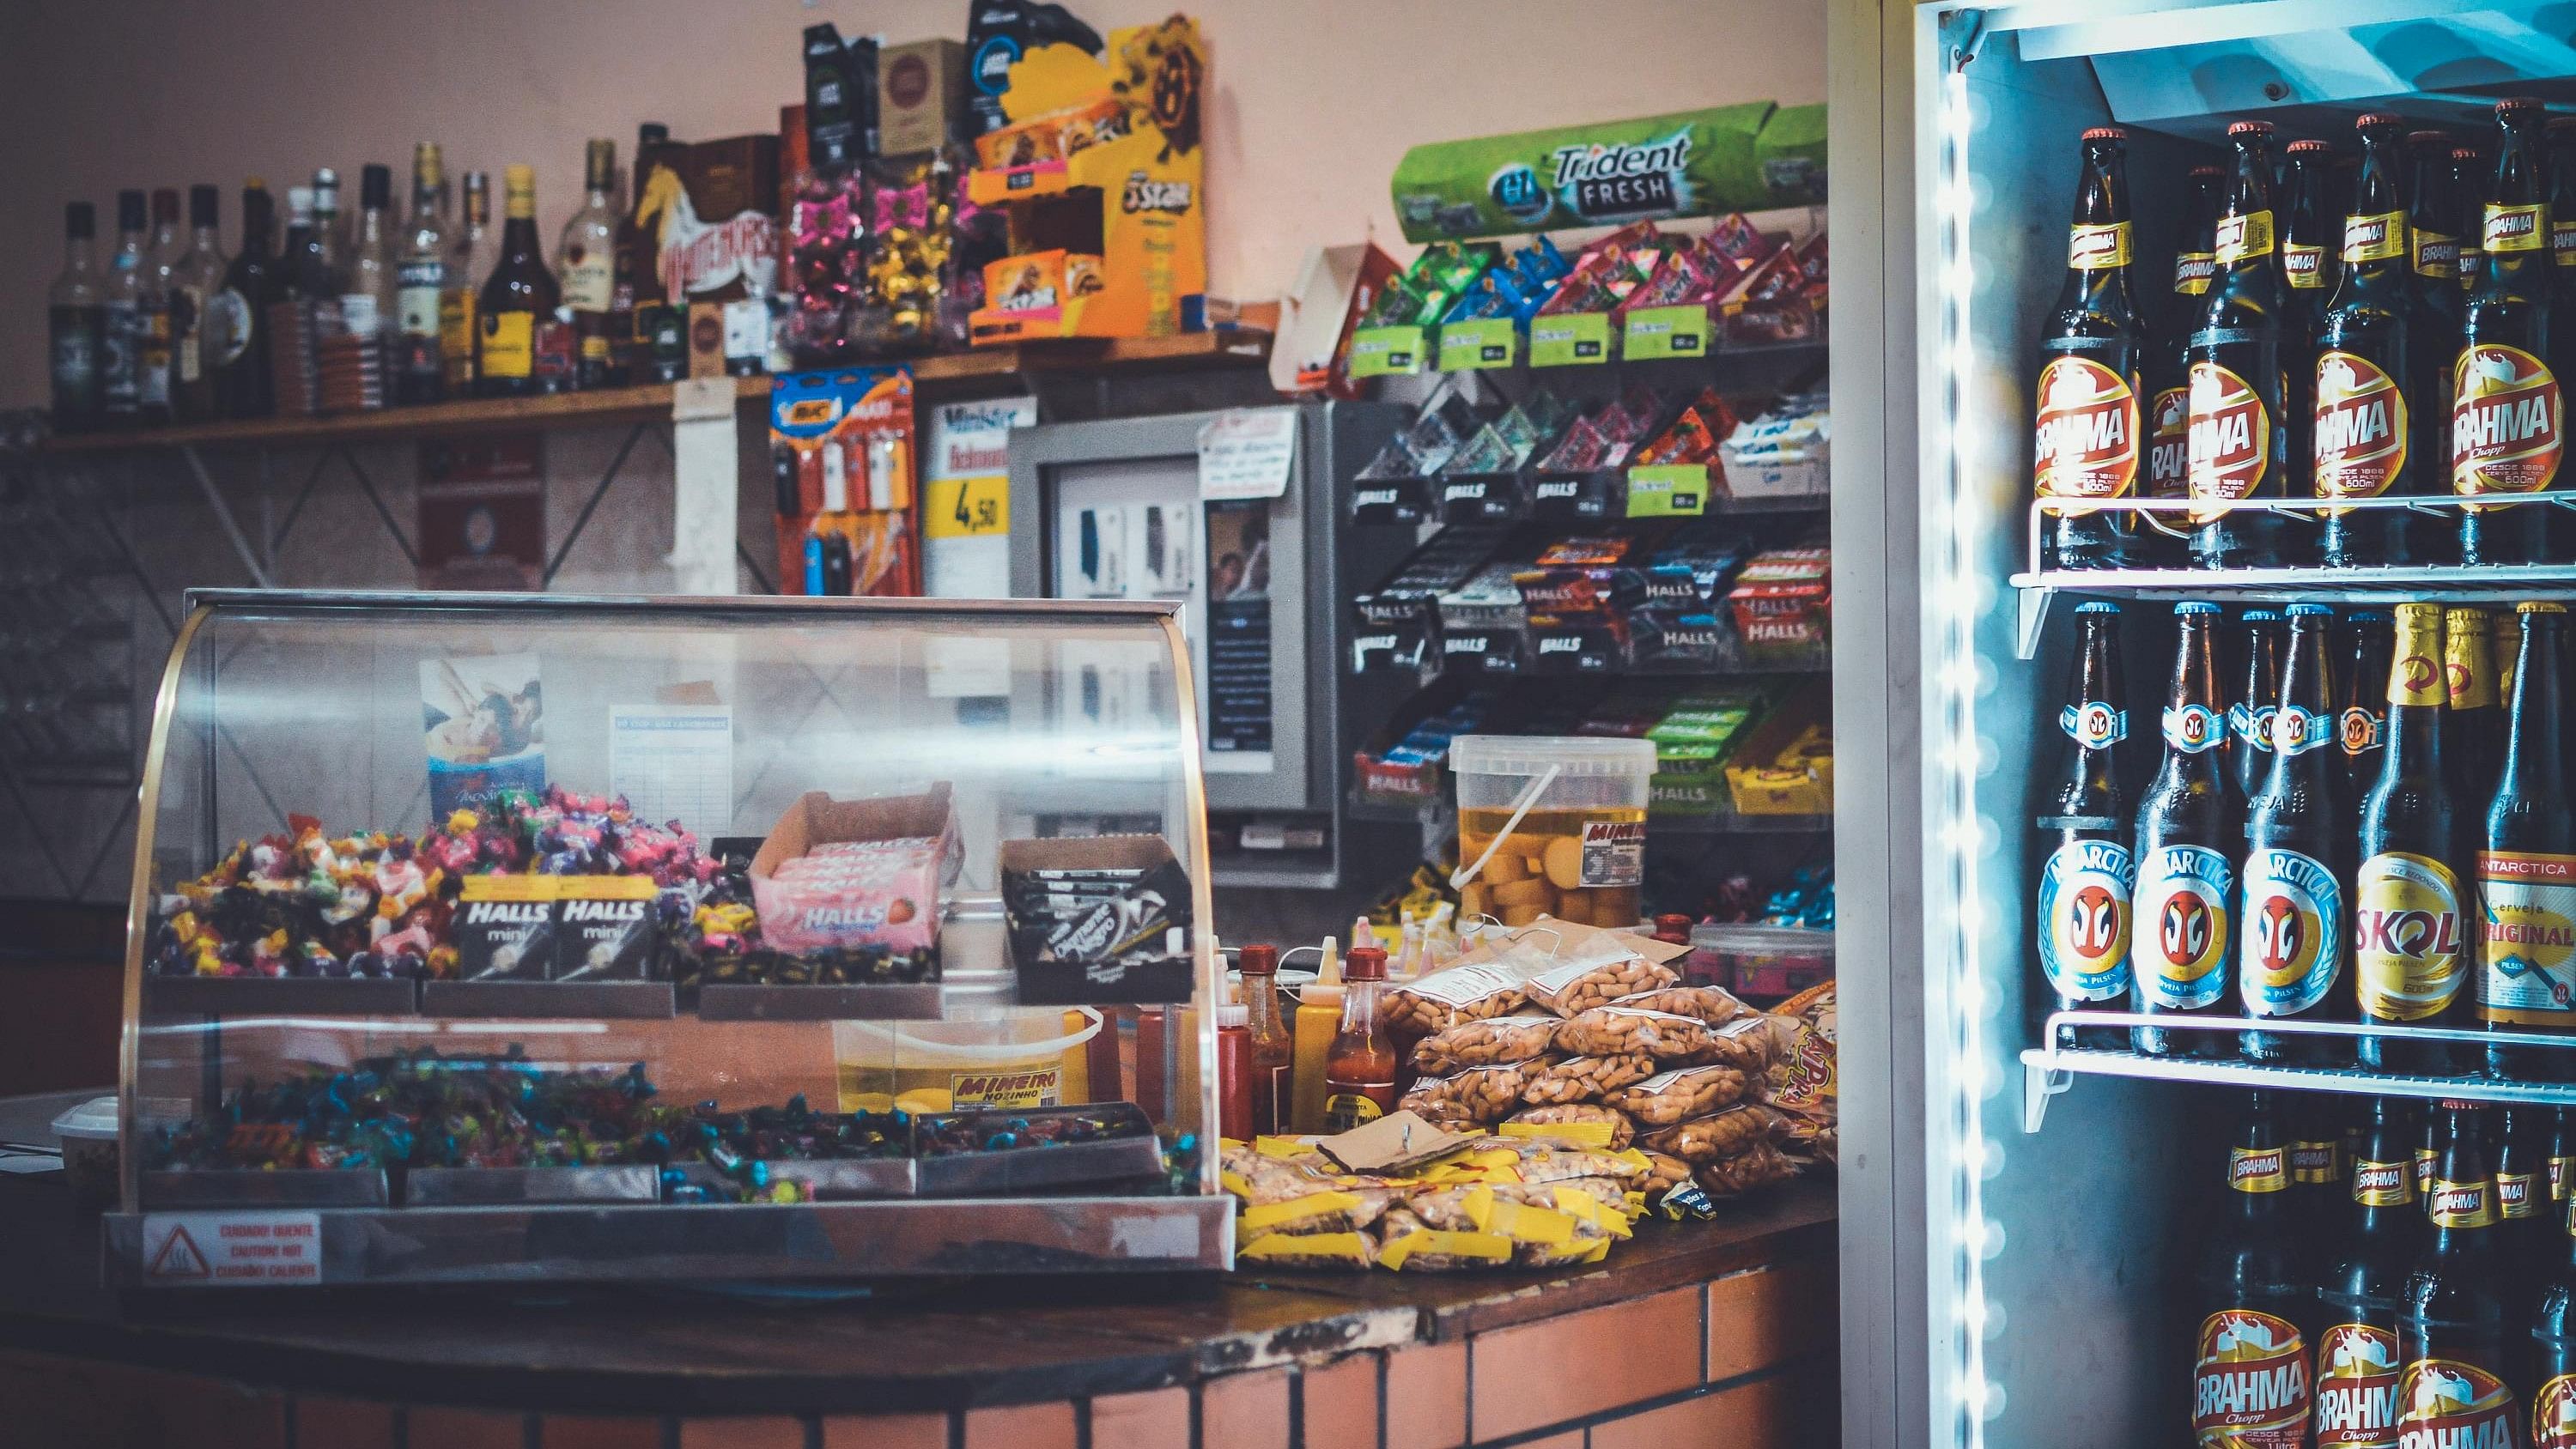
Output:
[1290,936,1346,1134]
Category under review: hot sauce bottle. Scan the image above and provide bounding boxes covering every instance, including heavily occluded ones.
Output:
[1236,943,1296,1137]
[1321,945,1396,1134]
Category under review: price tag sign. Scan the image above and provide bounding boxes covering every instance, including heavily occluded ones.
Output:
[1625,464,1710,517]
[1437,318,1518,372]
[1530,312,1613,367]
[1349,326,1427,378]
[923,476,1011,539]
[1623,304,1710,361]
[1197,407,1301,500]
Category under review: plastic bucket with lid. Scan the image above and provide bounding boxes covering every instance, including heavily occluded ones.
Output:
[52,1095,119,1210]
[832,1009,1104,1116]
[1449,735,1656,931]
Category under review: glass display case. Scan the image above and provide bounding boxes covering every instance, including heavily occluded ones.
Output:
[103,590,1228,1287]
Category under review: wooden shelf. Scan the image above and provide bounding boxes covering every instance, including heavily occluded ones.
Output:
[42,330,1273,453]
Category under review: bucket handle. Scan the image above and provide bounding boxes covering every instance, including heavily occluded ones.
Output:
[836,1008,1105,1060]
[1449,763,1563,890]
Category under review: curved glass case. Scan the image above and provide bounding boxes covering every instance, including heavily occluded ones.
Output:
[106,590,1226,1286]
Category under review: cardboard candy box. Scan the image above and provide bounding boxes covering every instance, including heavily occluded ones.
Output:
[749,786,962,956]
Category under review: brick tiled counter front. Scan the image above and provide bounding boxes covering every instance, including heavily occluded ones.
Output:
[0,1178,1836,1449]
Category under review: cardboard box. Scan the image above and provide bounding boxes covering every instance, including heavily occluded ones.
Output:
[635,133,781,306]
[750,785,959,957]
[878,39,968,156]
[1000,834,1194,1004]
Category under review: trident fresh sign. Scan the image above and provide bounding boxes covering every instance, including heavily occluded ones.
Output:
[1388,104,1825,243]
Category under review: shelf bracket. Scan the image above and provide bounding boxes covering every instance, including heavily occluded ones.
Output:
[179,445,276,590]
[2014,585,2052,661]
[2022,1055,2072,1134]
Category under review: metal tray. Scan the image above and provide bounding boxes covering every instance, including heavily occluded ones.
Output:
[402,1165,662,1208]
[419,980,675,1019]
[141,1167,392,1210]
[143,976,419,1017]
[665,1158,915,1201]
[694,983,945,1022]
[912,1105,1163,1197]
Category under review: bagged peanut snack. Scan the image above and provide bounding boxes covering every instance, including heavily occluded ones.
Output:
[1374,1207,1515,1271]
[1604,1063,1752,1126]
[1520,1052,1656,1105]
[1637,1150,1695,1195]
[1766,979,1838,1165]
[1554,1004,1722,1061]
[1502,1102,1635,1151]
[1385,961,1533,1036]
[1522,949,1680,1017]
[1400,1061,1544,1128]
[1695,1140,1802,1197]
[1410,1014,1561,1074]
[1610,984,1753,1027]
[1239,1229,1378,1269]
[1639,1104,1783,1165]
[1685,1014,1781,1075]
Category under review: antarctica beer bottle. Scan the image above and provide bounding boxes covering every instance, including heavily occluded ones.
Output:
[2240,603,2349,1065]
[2037,602,2135,1047]
[2132,602,2238,1058]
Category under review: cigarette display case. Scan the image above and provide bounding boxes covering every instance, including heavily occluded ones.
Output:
[104,589,1228,1287]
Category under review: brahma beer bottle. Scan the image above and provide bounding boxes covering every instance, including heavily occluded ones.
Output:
[2409,132,2470,495]
[2283,139,2336,495]
[2036,602,2134,1046]
[2146,167,2229,567]
[2354,604,2471,1076]
[2496,1107,2552,1296]
[2456,143,2494,299]
[2194,1091,2317,1449]
[2313,1096,2419,1449]
[2479,601,2576,1082]
[2132,602,2239,1058]
[2318,116,2435,568]
[2456,100,2565,566]
[2551,114,2576,385]
[2033,126,2148,569]
[2234,609,2289,803]
[2447,606,2506,808]
[2338,610,2393,809]
[2241,604,2350,1065]
[2398,1103,2518,1449]
[2290,1097,2349,1238]
[2534,1169,2576,1449]
[2553,1107,2574,1210]
[2190,121,2294,569]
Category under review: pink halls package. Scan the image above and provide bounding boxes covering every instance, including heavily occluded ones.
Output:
[749,787,960,955]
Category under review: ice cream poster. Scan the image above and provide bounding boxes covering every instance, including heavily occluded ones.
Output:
[421,653,547,814]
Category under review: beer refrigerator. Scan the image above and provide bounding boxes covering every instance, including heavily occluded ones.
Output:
[1824,3,2576,1446]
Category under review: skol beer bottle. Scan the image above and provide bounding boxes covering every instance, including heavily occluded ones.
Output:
[2478,601,2576,1082]
[2132,602,2239,1058]
[2398,1103,2520,1449]
[2457,100,2565,566]
[2037,602,2134,1046]
[2354,604,2472,1076]
[2193,1091,2317,1449]
[2314,1096,2420,1449]
[2318,116,2437,568]
[2241,604,2350,1065]
[2339,610,2394,809]
[2235,609,2289,803]
[2146,167,2229,567]
[2034,126,2149,569]
[2448,606,2506,809]
[2533,1181,2576,1449]
[2190,121,2295,570]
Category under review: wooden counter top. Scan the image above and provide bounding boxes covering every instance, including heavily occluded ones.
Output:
[0,1173,1834,1416]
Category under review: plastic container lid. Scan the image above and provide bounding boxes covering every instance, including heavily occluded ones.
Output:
[52,1095,118,1142]
[1449,735,1656,779]
[1216,1003,1249,1028]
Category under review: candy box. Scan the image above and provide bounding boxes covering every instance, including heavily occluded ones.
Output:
[982,249,1104,314]
[1727,548,1832,656]
[750,786,960,957]
[1001,835,1194,1004]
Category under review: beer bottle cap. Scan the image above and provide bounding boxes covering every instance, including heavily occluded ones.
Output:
[2356,112,2407,130]
[2348,608,2390,622]
[2188,164,2224,178]
[2075,601,2120,615]
[2081,125,2129,142]
[2453,147,2483,162]
[2286,604,2333,620]
[2496,97,2546,118]
[2243,609,2281,621]
[2173,602,2221,615]
[2408,130,2452,148]
[2227,118,2275,139]
[2287,139,2330,155]
[2517,602,2568,615]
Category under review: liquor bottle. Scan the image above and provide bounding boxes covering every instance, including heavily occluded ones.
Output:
[2536,1184,2576,1449]
[2032,125,2148,569]
[2189,121,2293,568]
[2398,1104,2520,1449]
[335,162,396,411]
[1321,944,1397,1132]
[101,189,149,428]
[2353,603,2472,1076]
[2240,603,2349,1065]
[137,187,179,426]
[559,139,619,391]
[2338,609,2394,809]
[2282,139,2336,495]
[47,202,106,433]
[2131,602,2237,1058]
[2318,116,2436,569]
[2143,167,2227,567]
[618,122,673,384]
[2192,1092,2317,1449]
[2417,1104,2444,1216]
[2313,1096,2418,1449]
[2456,100,2565,566]
[395,144,448,404]
[2446,607,2506,808]
[2479,601,2576,1082]
[302,168,343,304]
[2233,609,2288,804]
[2037,602,2136,1047]
[212,180,276,419]
[475,165,556,398]
[269,184,323,415]
[440,172,489,396]
[166,185,228,424]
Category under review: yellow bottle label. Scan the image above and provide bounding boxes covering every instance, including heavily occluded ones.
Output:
[2069,221,2132,270]
[1321,1092,1384,1135]
[2342,210,2406,264]
[2215,209,2276,264]
[2486,203,2547,253]
[2427,1176,2496,1228]
[2352,852,2466,1022]
[440,289,477,384]
[2230,1145,2288,1193]
[2174,251,2216,295]
[2349,1157,2414,1208]
[2285,243,2326,289]
[2414,227,2459,280]
[2445,608,2496,710]
[479,310,534,379]
[2385,609,2445,706]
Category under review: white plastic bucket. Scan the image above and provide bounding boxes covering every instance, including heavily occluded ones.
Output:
[833,1009,1103,1114]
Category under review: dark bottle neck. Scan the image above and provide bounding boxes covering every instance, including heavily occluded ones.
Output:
[499,215,544,264]
[2427,1112,2498,1259]
[2505,615,2569,797]
[2349,1102,2421,1244]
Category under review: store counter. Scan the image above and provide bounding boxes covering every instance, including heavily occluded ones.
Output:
[0,1169,1835,1449]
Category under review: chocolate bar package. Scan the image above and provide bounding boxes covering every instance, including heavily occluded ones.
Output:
[1001,837,1194,1004]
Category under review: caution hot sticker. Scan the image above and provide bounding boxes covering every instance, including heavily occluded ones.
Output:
[140,1211,323,1286]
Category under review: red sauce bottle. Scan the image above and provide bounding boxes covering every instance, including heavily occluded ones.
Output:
[1236,943,1296,1136]
[1321,945,1397,1133]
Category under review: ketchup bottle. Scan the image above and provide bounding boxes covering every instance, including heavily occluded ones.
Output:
[1321,945,1397,1133]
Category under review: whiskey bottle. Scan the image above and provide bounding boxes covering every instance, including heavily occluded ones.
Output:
[394,143,448,404]
[167,185,229,423]
[476,164,556,397]
[47,202,106,433]
[101,190,149,427]
[440,171,489,394]
[559,138,618,389]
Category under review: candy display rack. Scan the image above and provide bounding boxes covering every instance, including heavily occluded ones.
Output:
[106,590,1228,1286]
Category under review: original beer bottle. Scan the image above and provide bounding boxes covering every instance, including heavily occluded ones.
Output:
[2242,604,2350,1064]
[2190,121,2295,570]
[2235,609,2289,803]
[2318,116,2436,568]
[2398,1102,2520,1449]
[2132,601,2239,1058]
[2339,609,2394,809]
[2037,602,2135,1046]
[2034,126,2149,569]
[2456,100,2565,566]
[2447,606,2506,808]
[2533,1180,2576,1449]
[2194,1090,2317,1448]
[2147,167,2230,567]
[2478,601,2576,1082]
[2314,1096,2420,1449]
[2354,603,2473,1076]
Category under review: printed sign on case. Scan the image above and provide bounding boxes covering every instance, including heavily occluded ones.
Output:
[142,1212,323,1286]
